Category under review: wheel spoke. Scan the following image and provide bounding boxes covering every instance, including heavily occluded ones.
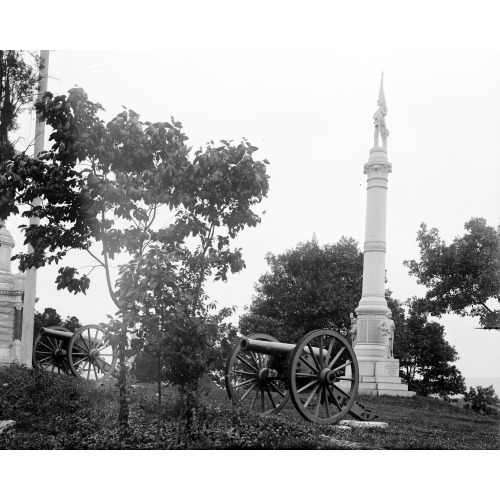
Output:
[325,336,336,366]
[297,378,319,394]
[330,383,353,399]
[261,386,265,412]
[234,377,257,389]
[327,346,346,369]
[307,343,320,370]
[240,381,258,401]
[265,385,277,408]
[35,350,53,355]
[298,354,318,374]
[236,354,258,373]
[38,355,53,364]
[268,382,285,398]
[232,369,256,376]
[79,336,91,352]
[47,336,58,351]
[327,385,343,410]
[248,351,261,370]
[330,359,352,374]
[248,387,259,411]
[303,383,320,409]
[73,356,88,367]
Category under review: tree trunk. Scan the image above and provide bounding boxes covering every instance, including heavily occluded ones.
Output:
[156,348,162,449]
[175,387,184,447]
[118,319,129,441]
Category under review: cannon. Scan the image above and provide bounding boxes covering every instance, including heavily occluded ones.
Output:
[225,329,378,425]
[32,324,117,382]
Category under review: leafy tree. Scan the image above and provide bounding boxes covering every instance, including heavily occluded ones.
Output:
[241,235,363,343]
[34,307,82,335]
[0,87,269,439]
[463,385,500,417]
[393,299,466,399]
[0,50,41,162]
[404,218,500,329]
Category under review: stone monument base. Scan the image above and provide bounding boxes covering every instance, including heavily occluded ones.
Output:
[0,340,21,367]
[340,354,415,397]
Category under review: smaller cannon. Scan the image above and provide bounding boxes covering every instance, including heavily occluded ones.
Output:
[32,324,117,382]
[225,329,377,425]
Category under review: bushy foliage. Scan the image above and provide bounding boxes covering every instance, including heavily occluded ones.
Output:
[34,307,82,336]
[393,298,466,399]
[241,235,363,344]
[0,50,40,162]
[463,385,500,417]
[404,218,500,329]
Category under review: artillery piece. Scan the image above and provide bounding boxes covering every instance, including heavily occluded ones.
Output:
[32,324,117,382]
[225,329,378,425]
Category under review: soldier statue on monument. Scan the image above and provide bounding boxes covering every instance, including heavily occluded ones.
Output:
[377,310,395,358]
[373,73,389,148]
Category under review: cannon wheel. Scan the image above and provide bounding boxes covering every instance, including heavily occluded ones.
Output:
[68,324,117,382]
[225,333,289,415]
[32,326,72,375]
[288,329,359,425]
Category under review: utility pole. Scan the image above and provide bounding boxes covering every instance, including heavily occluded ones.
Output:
[20,50,50,367]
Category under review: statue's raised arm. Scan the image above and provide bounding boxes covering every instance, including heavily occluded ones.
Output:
[373,73,389,148]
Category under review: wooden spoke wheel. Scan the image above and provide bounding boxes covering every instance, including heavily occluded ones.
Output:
[225,333,289,415]
[32,326,73,375]
[68,324,117,382]
[288,329,359,425]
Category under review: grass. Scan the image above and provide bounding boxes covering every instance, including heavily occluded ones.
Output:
[0,365,498,450]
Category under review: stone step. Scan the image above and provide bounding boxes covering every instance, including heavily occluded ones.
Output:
[361,376,402,384]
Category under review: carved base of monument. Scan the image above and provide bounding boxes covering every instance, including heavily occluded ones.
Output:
[340,355,415,397]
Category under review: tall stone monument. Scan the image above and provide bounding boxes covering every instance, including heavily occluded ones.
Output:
[0,220,25,366]
[353,74,414,396]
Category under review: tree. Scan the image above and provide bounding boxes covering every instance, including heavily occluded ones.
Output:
[393,299,466,399]
[241,235,363,343]
[0,51,40,162]
[34,307,82,335]
[463,385,500,417]
[0,87,269,438]
[404,218,500,329]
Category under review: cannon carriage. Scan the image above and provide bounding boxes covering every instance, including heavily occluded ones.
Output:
[225,329,377,425]
[32,324,117,382]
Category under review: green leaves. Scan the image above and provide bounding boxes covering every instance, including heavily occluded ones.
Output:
[404,218,500,329]
[55,267,90,295]
[241,236,363,343]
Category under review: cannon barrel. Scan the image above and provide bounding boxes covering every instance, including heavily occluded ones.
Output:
[240,338,296,356]
[41,327,74,340]
[241,338,329,359]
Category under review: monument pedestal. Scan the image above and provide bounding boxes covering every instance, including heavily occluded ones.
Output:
[340,353,415,396]
[0,222,25,367]
[355,355,415,396]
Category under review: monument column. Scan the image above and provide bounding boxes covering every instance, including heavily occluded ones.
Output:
[352,74,414,396]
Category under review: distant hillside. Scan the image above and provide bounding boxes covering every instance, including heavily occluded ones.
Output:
[466,377,500,396]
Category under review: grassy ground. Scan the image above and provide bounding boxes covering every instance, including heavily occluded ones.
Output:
[0,365,498,450]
